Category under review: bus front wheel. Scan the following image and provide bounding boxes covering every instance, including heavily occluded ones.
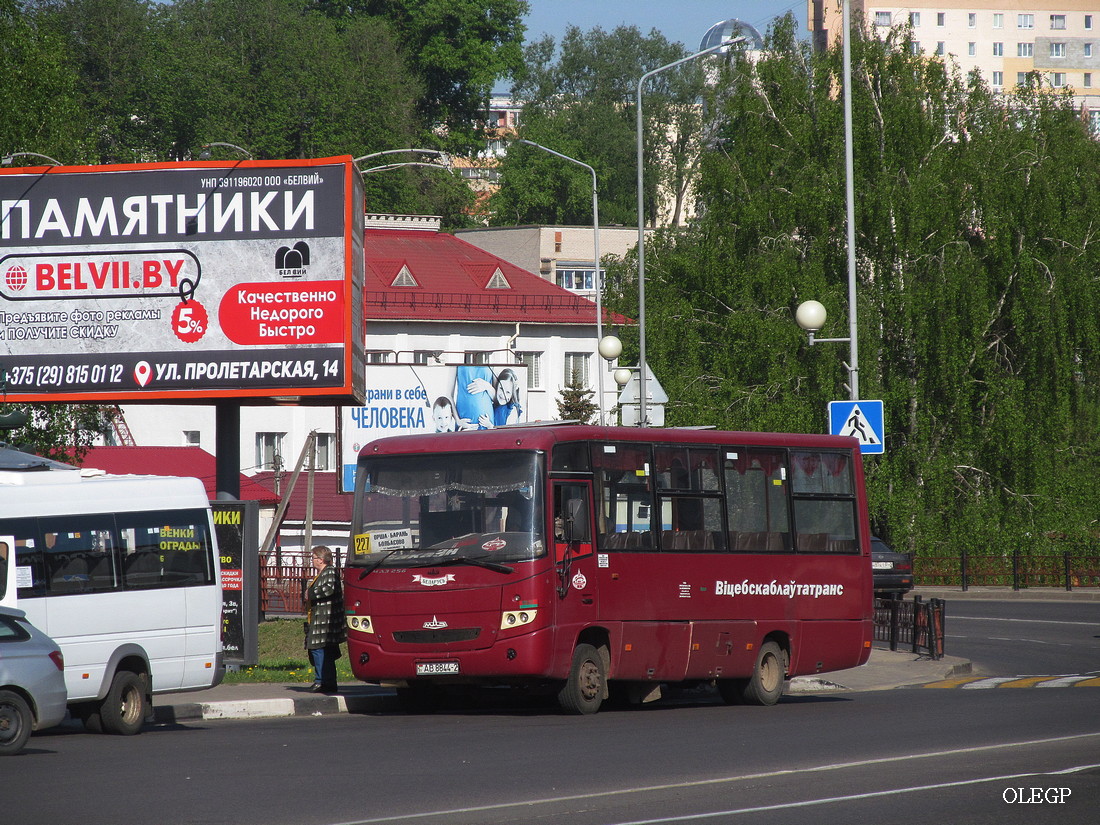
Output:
[558,643,607,715]
[83,671,148,735]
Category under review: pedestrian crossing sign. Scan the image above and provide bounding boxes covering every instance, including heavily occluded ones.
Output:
[828,400,885,454]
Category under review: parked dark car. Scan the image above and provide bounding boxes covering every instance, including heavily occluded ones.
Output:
[871,536,914,599]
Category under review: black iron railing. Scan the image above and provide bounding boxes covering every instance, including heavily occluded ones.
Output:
[915,551,1100,591]
[874,595,945,660]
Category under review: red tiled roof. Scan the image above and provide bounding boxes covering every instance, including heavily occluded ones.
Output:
[364,229,632,325]
[79,446,279,504]
[250,471,352,524]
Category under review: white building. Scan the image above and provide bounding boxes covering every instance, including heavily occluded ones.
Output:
[117,215,631,546]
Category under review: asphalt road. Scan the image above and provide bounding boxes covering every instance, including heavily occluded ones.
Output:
[7,674,1098,825]
[7,595,1098,825]
[943,600,1100,676]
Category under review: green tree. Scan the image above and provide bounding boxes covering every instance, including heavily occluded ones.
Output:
[1,404,117,463]
[556,378,598,425]
[494,24,702,227]
[604,14,1100,559]
[319,0,528,150]
[0,0,91,161]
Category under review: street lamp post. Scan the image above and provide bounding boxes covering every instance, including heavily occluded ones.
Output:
[635,37,745,425]
[199,142,253,160]
[2,152,62,166]
[358,161,453,175]
[353,149,450,169]
[795,1,859,402]
[514,139,608,423]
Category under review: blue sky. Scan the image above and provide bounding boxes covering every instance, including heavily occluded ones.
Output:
[521,1,809,50]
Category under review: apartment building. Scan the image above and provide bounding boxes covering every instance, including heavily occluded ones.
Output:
[809,1,1100,127]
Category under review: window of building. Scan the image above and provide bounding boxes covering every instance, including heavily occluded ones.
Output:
[365,351,393,364]
[554,231,562,253]
[1085,43,1093,58]
[992,71,1004,87]
[1017,71,1029,85]
[313,433,335,471]
[464,351,491,365]
[1050,43,1066,58]
[935,41,945,56]
[911,41,921,55]
[256,432,285,471]
[936,12,945,26]
[968,13,976,28]
[993,42,1003,56]
[563,352,589,387]
[1090,110,1100,135]
[993,13,1003,29]
[1050,14,1066,30]
[1085,73,1093,88]
[968,42,976,56]
[556,267,595,292]
[1018,42,1033,57]
[411,351,434,365]
[874,11,891,26]
[1051,72,1066,87]
[1087,15,1094,30]
[909,12,920,26]
[515,351,542,389]
[182,430,200,447]
[1018,14,1033,29]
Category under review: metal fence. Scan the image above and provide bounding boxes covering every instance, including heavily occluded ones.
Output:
[873,595,945,659]
[915,551,1100,591]
[261,564,309,616]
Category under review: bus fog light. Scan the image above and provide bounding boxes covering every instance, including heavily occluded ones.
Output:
[359,652,370,665]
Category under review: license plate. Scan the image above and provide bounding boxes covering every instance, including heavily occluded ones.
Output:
[871,561,893,570]
[416,661,460,675]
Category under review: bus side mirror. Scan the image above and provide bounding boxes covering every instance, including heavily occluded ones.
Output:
[563,498,589,543]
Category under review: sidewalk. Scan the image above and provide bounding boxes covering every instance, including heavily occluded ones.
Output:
[152,646,968,723]
[911,585,1100,602]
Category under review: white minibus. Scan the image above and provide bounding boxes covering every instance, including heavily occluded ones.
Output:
[0,448,224,734]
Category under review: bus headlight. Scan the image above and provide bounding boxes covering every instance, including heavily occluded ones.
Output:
[347,615,373,633]
[500,609,537,630]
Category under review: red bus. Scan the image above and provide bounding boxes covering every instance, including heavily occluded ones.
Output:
[344,425,874,713]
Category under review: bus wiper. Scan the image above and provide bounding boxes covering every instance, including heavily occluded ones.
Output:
[432,555,514,575]
[357,551,396,579]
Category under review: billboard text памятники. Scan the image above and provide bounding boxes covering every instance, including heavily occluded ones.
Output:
[0,157,364,404]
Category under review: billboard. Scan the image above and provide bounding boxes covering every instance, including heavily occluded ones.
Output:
[339,363,528,493]
[0,157,364,404]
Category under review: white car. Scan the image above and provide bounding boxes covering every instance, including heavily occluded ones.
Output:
[0,606,68,755]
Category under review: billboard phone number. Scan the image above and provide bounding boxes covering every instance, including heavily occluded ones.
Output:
[7,363,123,387]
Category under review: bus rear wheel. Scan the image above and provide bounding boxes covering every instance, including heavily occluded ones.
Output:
[83,671,147,735]
[557,643,607,715]
[739,641,786,706]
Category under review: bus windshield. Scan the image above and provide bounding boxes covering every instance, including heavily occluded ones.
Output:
[350,450,544,569]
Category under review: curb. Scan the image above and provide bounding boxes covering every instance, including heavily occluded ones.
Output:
[154,692,389,723]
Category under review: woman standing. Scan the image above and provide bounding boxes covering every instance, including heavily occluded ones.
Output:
[305,546,345,693]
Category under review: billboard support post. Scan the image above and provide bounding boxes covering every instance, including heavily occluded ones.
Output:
[215,401,241,499]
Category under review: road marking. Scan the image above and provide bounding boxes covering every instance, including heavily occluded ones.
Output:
[951,615,1099,627]
[608,762,1100,824]
[329,733,1100,825]
[923,673,1100,689]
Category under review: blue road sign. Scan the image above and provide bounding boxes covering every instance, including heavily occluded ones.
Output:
[828,400,885,454]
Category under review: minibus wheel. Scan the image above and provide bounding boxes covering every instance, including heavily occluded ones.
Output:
[83,671,147,735]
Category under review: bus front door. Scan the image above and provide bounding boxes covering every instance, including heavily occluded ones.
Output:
[553,482,598,617]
